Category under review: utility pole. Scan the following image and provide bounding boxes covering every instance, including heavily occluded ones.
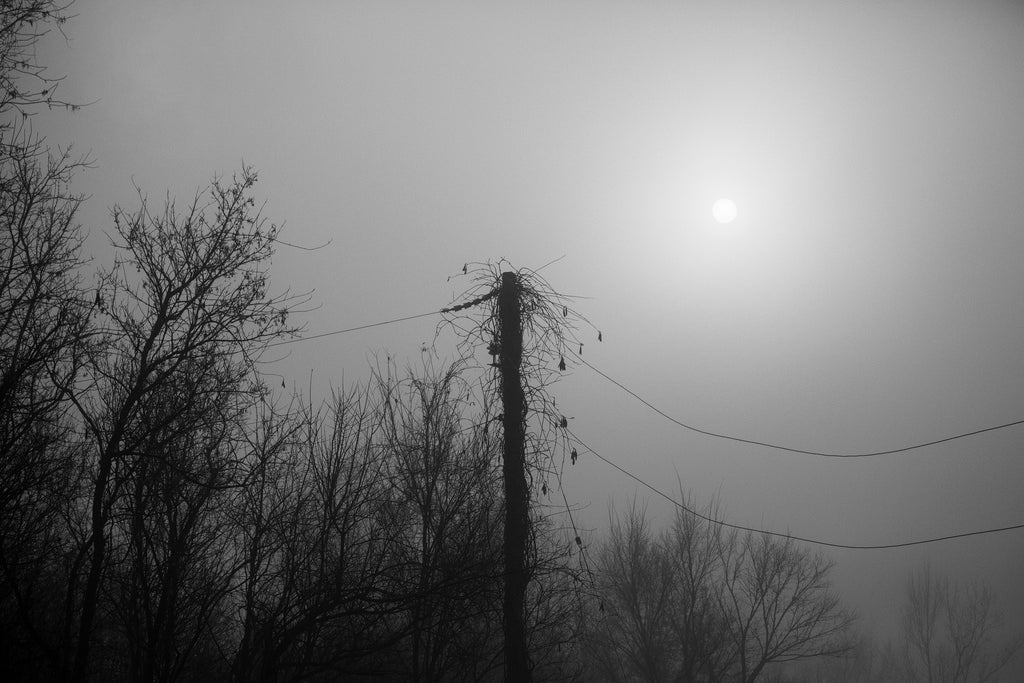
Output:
[497,271,531,682]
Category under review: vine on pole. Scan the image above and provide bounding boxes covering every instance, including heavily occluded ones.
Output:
[439,260,600,678]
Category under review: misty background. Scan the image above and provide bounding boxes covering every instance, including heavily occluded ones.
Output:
[32,0,1024,677]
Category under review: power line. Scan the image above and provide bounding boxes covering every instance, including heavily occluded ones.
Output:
[267,310,441,348]
[567,428,1024,550]
[267,289,501,349]
[258,301,1024,549]
[573,353,1024,458]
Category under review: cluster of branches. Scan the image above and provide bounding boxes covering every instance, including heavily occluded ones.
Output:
[0,151,586,681]
[790,565,1022,683]
[0,7,588,679]
[444,261,597,517]
[0,1,79,129]
[579,495,856,683]
[0,98,585,682]
[15,6,993,682]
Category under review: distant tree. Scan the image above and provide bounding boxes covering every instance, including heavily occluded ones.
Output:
[899,565,1021,683]
[783,565,1023,683]
[583,499,682,682]
[779,635,903,683]
[583,493,854,682]
[666,494,736,682]
[716,527,853,682]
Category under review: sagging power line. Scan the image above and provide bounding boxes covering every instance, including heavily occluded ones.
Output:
[566,428,1024,550]
[572,352,1024,458]
[267,308,1024,461]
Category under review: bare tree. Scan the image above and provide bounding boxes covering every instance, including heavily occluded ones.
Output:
[229,386,408,682]
[716,528,853,682]
[0,137,90,680]
[68,168,303,681]
[583,494,854,682]
[0,5,91,678]
[378,361,506,681]
[900,565,1021,683]
[104,371,246,682]
[665,494,735,683]
[0,0,80,135]
[790,566,1022,683]
[584,499,679,682]
[781,635,905,683]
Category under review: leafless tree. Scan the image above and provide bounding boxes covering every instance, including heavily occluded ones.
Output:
[0,4,91,678]
[899,565,1021,683]
[583,493,854,682]
[784,566,1022,683]
[0,138,90,679]
[0,0,80,133]
[229,385,411,682]
[103,371,247,682]
[584,499,679,682]
[780,635,904,683]
[716,527,853,682]
[377,360,506,681]
[68,168,304,681]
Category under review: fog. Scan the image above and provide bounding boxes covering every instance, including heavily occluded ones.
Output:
[33,0,1024,677]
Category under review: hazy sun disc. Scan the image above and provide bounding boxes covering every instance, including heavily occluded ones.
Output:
[712,198,738,224]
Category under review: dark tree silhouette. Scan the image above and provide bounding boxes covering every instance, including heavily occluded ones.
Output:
[0,1,79,125]
[68,168,302,681]
[0,3,92,679]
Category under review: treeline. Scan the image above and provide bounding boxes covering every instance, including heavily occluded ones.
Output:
[4,4,1019,682]
[0,5,580,679]
[0,103,582,682]
[583,501,1021,683]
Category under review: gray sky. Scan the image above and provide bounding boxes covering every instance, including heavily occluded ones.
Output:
[39,0,1024,661]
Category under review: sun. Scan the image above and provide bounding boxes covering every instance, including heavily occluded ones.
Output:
[712,198,738,224]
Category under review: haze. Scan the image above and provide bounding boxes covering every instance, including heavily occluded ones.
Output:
[37,0,1024,676]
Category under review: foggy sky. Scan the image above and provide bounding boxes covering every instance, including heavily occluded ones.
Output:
[37,0,1024,669]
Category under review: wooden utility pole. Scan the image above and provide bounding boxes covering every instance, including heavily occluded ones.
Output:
[497,271,532,682]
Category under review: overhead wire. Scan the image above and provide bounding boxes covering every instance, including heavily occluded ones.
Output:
[266,288,500,349]
[267,310,441,348]
[256,298,1024,548]
[571,352,1024,458]
[566,428,1024,550]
